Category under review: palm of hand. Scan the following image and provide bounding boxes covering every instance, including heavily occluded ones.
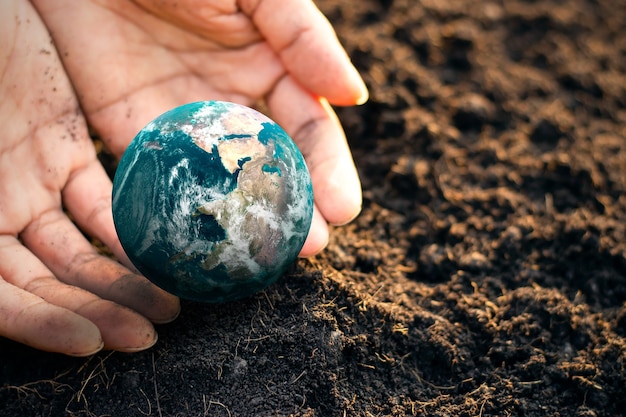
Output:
[0,0,179,356]
[37,1,285,154]
[34,0,368,255]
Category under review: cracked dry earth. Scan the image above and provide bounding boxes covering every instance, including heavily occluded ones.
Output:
[1,0,625,416]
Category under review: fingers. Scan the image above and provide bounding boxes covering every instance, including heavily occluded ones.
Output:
[269,76,363,223]
[19,209,180,324]
[241,0,368,106]
[268,75,362,254]
[0,237,158,355]
[0,277,103,357]
[26,277,157,352]
[298,205,329,257]
[63,157,133,267]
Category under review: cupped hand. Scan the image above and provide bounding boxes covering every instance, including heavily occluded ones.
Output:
[32,0,368,256]
[0,0,180,356]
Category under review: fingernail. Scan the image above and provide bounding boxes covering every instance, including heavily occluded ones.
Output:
[150,299,181,324]
[348,65,369,105]
[355,81,369,105]
[298,234,329,258]
[329,204,362,226]
[118,332,158,353]
[68,340,104,357]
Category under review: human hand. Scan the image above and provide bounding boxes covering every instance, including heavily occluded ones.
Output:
[0,0,180,356]
[31,0,368,256]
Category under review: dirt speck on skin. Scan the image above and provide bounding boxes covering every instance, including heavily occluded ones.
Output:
[1,0,625,416]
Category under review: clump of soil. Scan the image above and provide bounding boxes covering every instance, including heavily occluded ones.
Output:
[1,0,625,416]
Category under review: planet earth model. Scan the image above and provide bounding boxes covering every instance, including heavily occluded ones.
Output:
[112,101,314,303]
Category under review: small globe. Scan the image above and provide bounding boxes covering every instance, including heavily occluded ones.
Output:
[112,101,314,303]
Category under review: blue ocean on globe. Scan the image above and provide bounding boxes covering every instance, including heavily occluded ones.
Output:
[112,101,314,303]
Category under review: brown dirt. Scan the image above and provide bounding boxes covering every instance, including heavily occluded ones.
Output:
[1,0,625,416]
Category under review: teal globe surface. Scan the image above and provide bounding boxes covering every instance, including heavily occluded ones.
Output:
[112,101,314,303]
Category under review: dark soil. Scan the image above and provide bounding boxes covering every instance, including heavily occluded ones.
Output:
[2,0,625,416]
